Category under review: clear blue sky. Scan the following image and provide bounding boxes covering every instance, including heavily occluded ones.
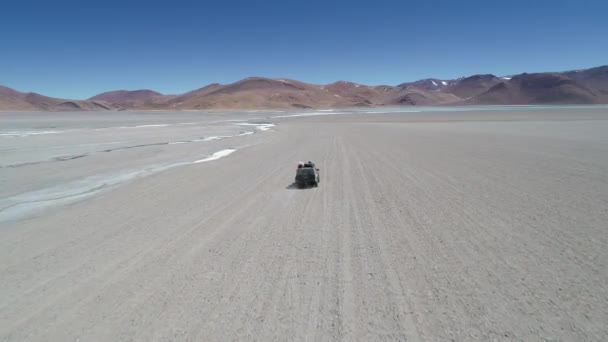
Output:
[1,0,606,99]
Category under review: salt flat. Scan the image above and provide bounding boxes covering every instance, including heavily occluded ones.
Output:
[1,107,607,341]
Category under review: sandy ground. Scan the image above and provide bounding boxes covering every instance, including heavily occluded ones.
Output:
[1,108,608,341]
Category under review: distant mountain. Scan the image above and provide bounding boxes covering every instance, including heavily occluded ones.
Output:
[442,74,502,99]
[0,86,123,111]
[2,65,607,111]
[468,73,601,105]
[89,90,162,104]
[0,86,35,111]
[156,78,461,110]
[562,66,608,96]
[155,78,377,110]
[398,79,454,91]
[324,81,378,99]
[389,86,460,106]
[338,83,461,106]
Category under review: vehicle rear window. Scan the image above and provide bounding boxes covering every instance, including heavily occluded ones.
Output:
[297,168,315,175]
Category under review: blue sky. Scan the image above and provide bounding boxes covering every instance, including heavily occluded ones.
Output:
[1,0,607,99]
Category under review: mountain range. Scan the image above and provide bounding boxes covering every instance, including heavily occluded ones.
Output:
[1,65,607,111]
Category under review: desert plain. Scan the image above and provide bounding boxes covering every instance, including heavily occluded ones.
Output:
[1,106,607,341]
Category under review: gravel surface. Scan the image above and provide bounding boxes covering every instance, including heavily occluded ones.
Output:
[1,108,607,341]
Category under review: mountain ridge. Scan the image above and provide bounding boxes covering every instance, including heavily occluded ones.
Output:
[2,65,607,111]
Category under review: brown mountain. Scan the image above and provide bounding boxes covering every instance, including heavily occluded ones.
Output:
[442,74,502,99]
[383,86,460,106]
[468,73,600,105]
[324,81,378,100]
[322,81,397,106]
[0,86,123,111]
[0,86,36,111]
[398,79,454,91]
[562,66,608,96]
[89,90,162,104]
[154,78,374,110]
[155,78,460,109]
[3,64,607,111]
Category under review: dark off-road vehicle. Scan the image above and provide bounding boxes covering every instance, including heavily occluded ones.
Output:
[295,162,320,188]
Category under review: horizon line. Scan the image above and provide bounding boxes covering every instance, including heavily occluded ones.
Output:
[2,64,606,101]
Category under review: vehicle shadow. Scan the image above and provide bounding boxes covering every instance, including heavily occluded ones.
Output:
[286,183,311,190]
